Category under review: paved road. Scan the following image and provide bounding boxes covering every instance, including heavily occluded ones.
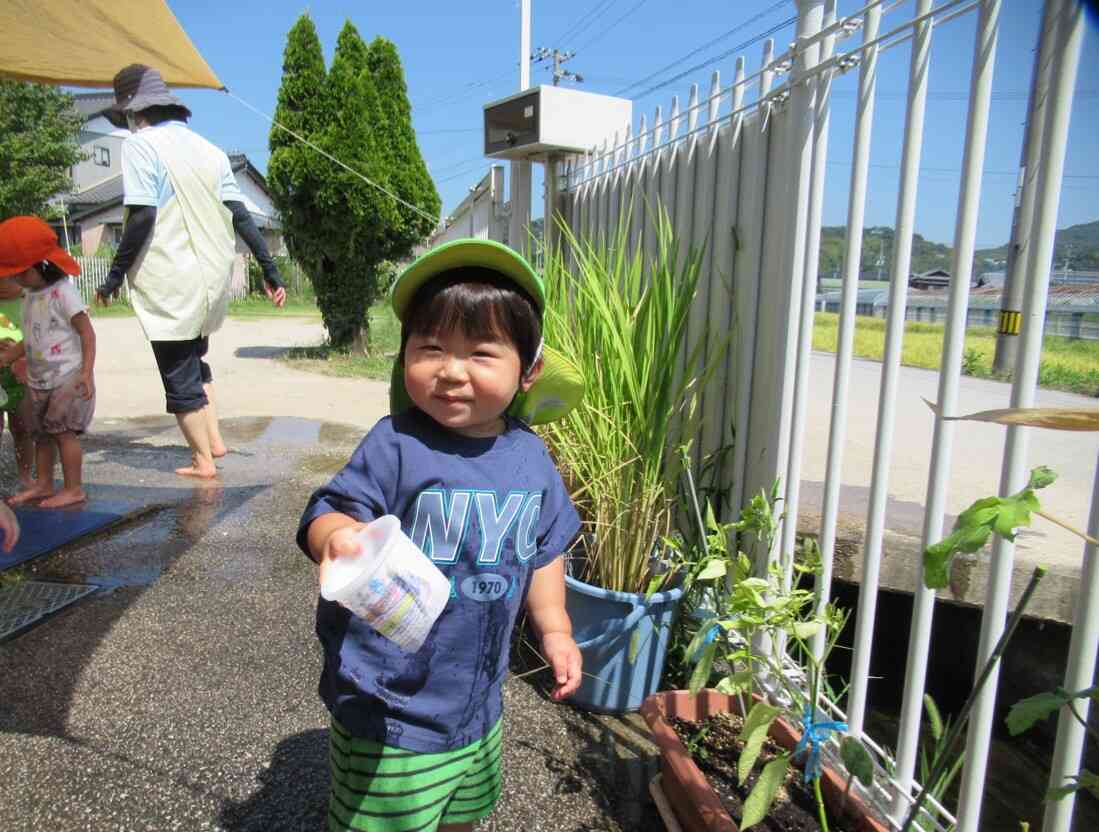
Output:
[798,351,1097,622]
[93,314,388,431]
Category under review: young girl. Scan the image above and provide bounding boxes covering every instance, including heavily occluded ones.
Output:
[0,217,96,508]
[298,239,585,832]
[0,276,33,487]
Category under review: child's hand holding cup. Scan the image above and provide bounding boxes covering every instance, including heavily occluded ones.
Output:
[319,516,451,653]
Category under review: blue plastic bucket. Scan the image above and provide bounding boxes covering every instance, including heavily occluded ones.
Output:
[564,574,684,713]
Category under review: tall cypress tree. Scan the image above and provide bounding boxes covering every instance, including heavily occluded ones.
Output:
[310,21,397,350]
[367,37,440,255]
[267,14,327,279]
[268,18,440,351]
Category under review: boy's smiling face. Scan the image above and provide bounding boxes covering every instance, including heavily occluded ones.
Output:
[404,326,540,438]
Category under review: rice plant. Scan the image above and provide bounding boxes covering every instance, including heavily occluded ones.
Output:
[539,211,720,594]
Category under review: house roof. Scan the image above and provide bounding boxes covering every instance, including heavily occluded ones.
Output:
[73,92,117,121]
[69,174,124,211]
[228,153,269,192]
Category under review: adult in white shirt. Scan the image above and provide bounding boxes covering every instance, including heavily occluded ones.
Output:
[96,64,286,479]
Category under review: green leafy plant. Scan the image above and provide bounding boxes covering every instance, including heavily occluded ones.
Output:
[539,212,726,594]
[676,482,870,831]
[924,466,1065,589]
[961,347,982,376]
[1007,686,1099,801]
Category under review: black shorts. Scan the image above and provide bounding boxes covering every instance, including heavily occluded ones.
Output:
[150,336,212,414]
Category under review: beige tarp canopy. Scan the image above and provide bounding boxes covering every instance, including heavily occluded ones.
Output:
[0,0,222,89]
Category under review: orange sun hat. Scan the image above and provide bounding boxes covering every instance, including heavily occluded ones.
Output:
[0,216,81,279]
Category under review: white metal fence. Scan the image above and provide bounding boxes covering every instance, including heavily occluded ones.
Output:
[549,1,1094,829]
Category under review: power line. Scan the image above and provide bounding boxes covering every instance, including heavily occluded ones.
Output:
[555,0,621,47]
[430,154,488,175]
[418,127,481,135]
[414,70,514,115]
[573,0,651,53]
[614,0,788,98]
[626,15,796,103]
[225,91,439,225]
[434,162,493,185]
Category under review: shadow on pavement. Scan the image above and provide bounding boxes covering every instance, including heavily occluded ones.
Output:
[219,729,330,831]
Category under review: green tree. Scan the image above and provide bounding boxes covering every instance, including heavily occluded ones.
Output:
[0,81,83,219]
[267,14,327,279]
[366,37,440,255]
[269,15,440,351]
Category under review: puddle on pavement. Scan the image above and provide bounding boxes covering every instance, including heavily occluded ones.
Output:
[8,415,343,593]
[251,416,322,447]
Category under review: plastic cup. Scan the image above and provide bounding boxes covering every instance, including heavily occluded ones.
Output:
[319,515,451,653]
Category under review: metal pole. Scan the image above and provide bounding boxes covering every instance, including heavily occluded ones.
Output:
[845,0,934,739]
[889,0,1001,821]
[955,1,1084,828]
[751,0,823,565]
[729,38,775,531]
[992,0,1056,375]
[544,154,558,254]
[1044,453,1099,831]
[812,0,882,662]
[509,0,533,254]
[781,0,836,594]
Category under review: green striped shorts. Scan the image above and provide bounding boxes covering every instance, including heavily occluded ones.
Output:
[328,718,503,832]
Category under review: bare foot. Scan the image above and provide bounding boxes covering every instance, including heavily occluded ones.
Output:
[211,444,229,458]
[39,489,86,508]
[8,485,54,505]
[175,465,218,480]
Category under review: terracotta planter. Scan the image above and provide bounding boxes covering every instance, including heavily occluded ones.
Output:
[640,689,891,832]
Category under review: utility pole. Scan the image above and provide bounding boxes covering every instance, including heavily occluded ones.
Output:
[507,0,533,255]
[533,47,584,86]
[992,0,1055,375]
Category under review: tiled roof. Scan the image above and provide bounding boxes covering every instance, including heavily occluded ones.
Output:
[69,174,123,208]
[72,92,115,119]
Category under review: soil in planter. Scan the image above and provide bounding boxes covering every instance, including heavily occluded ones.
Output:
[672,713,856,832]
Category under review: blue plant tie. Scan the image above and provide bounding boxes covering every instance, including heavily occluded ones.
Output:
[792,706,848,783]
[692,623,721,661]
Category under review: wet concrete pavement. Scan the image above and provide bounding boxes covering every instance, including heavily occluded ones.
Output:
[0,414,663,831]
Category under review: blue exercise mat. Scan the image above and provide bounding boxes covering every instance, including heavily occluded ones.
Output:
[0,500,131,570]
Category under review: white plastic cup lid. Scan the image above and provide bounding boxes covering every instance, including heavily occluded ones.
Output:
[319,515,401,600]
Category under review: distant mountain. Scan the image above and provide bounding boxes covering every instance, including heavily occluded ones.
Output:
[819,225,952,278]
[819,219,1099,277]
[974,220,1099,271]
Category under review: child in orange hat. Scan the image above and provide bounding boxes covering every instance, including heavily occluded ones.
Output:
[0,217,96,508]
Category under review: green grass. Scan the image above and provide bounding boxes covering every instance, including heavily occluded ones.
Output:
[228,296,321,318]
[87,295,322,319]
[813,311,1099,397]
[280,302,401,381]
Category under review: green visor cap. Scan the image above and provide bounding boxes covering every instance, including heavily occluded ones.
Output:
[389,238,583,426]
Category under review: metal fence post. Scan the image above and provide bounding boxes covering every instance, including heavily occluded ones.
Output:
[955,1,1085,828]
[845,0,934,739]
[742,0,824,564]
[891,0,1002,821]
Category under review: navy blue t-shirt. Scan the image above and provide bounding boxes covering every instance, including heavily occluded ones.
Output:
[297,408,581,752]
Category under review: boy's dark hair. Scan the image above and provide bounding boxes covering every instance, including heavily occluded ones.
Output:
[400,268,542,377]
[38,260,69,285]
[136,104,191,125]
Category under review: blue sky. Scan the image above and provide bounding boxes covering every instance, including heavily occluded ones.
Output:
[157,0,1097,249]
